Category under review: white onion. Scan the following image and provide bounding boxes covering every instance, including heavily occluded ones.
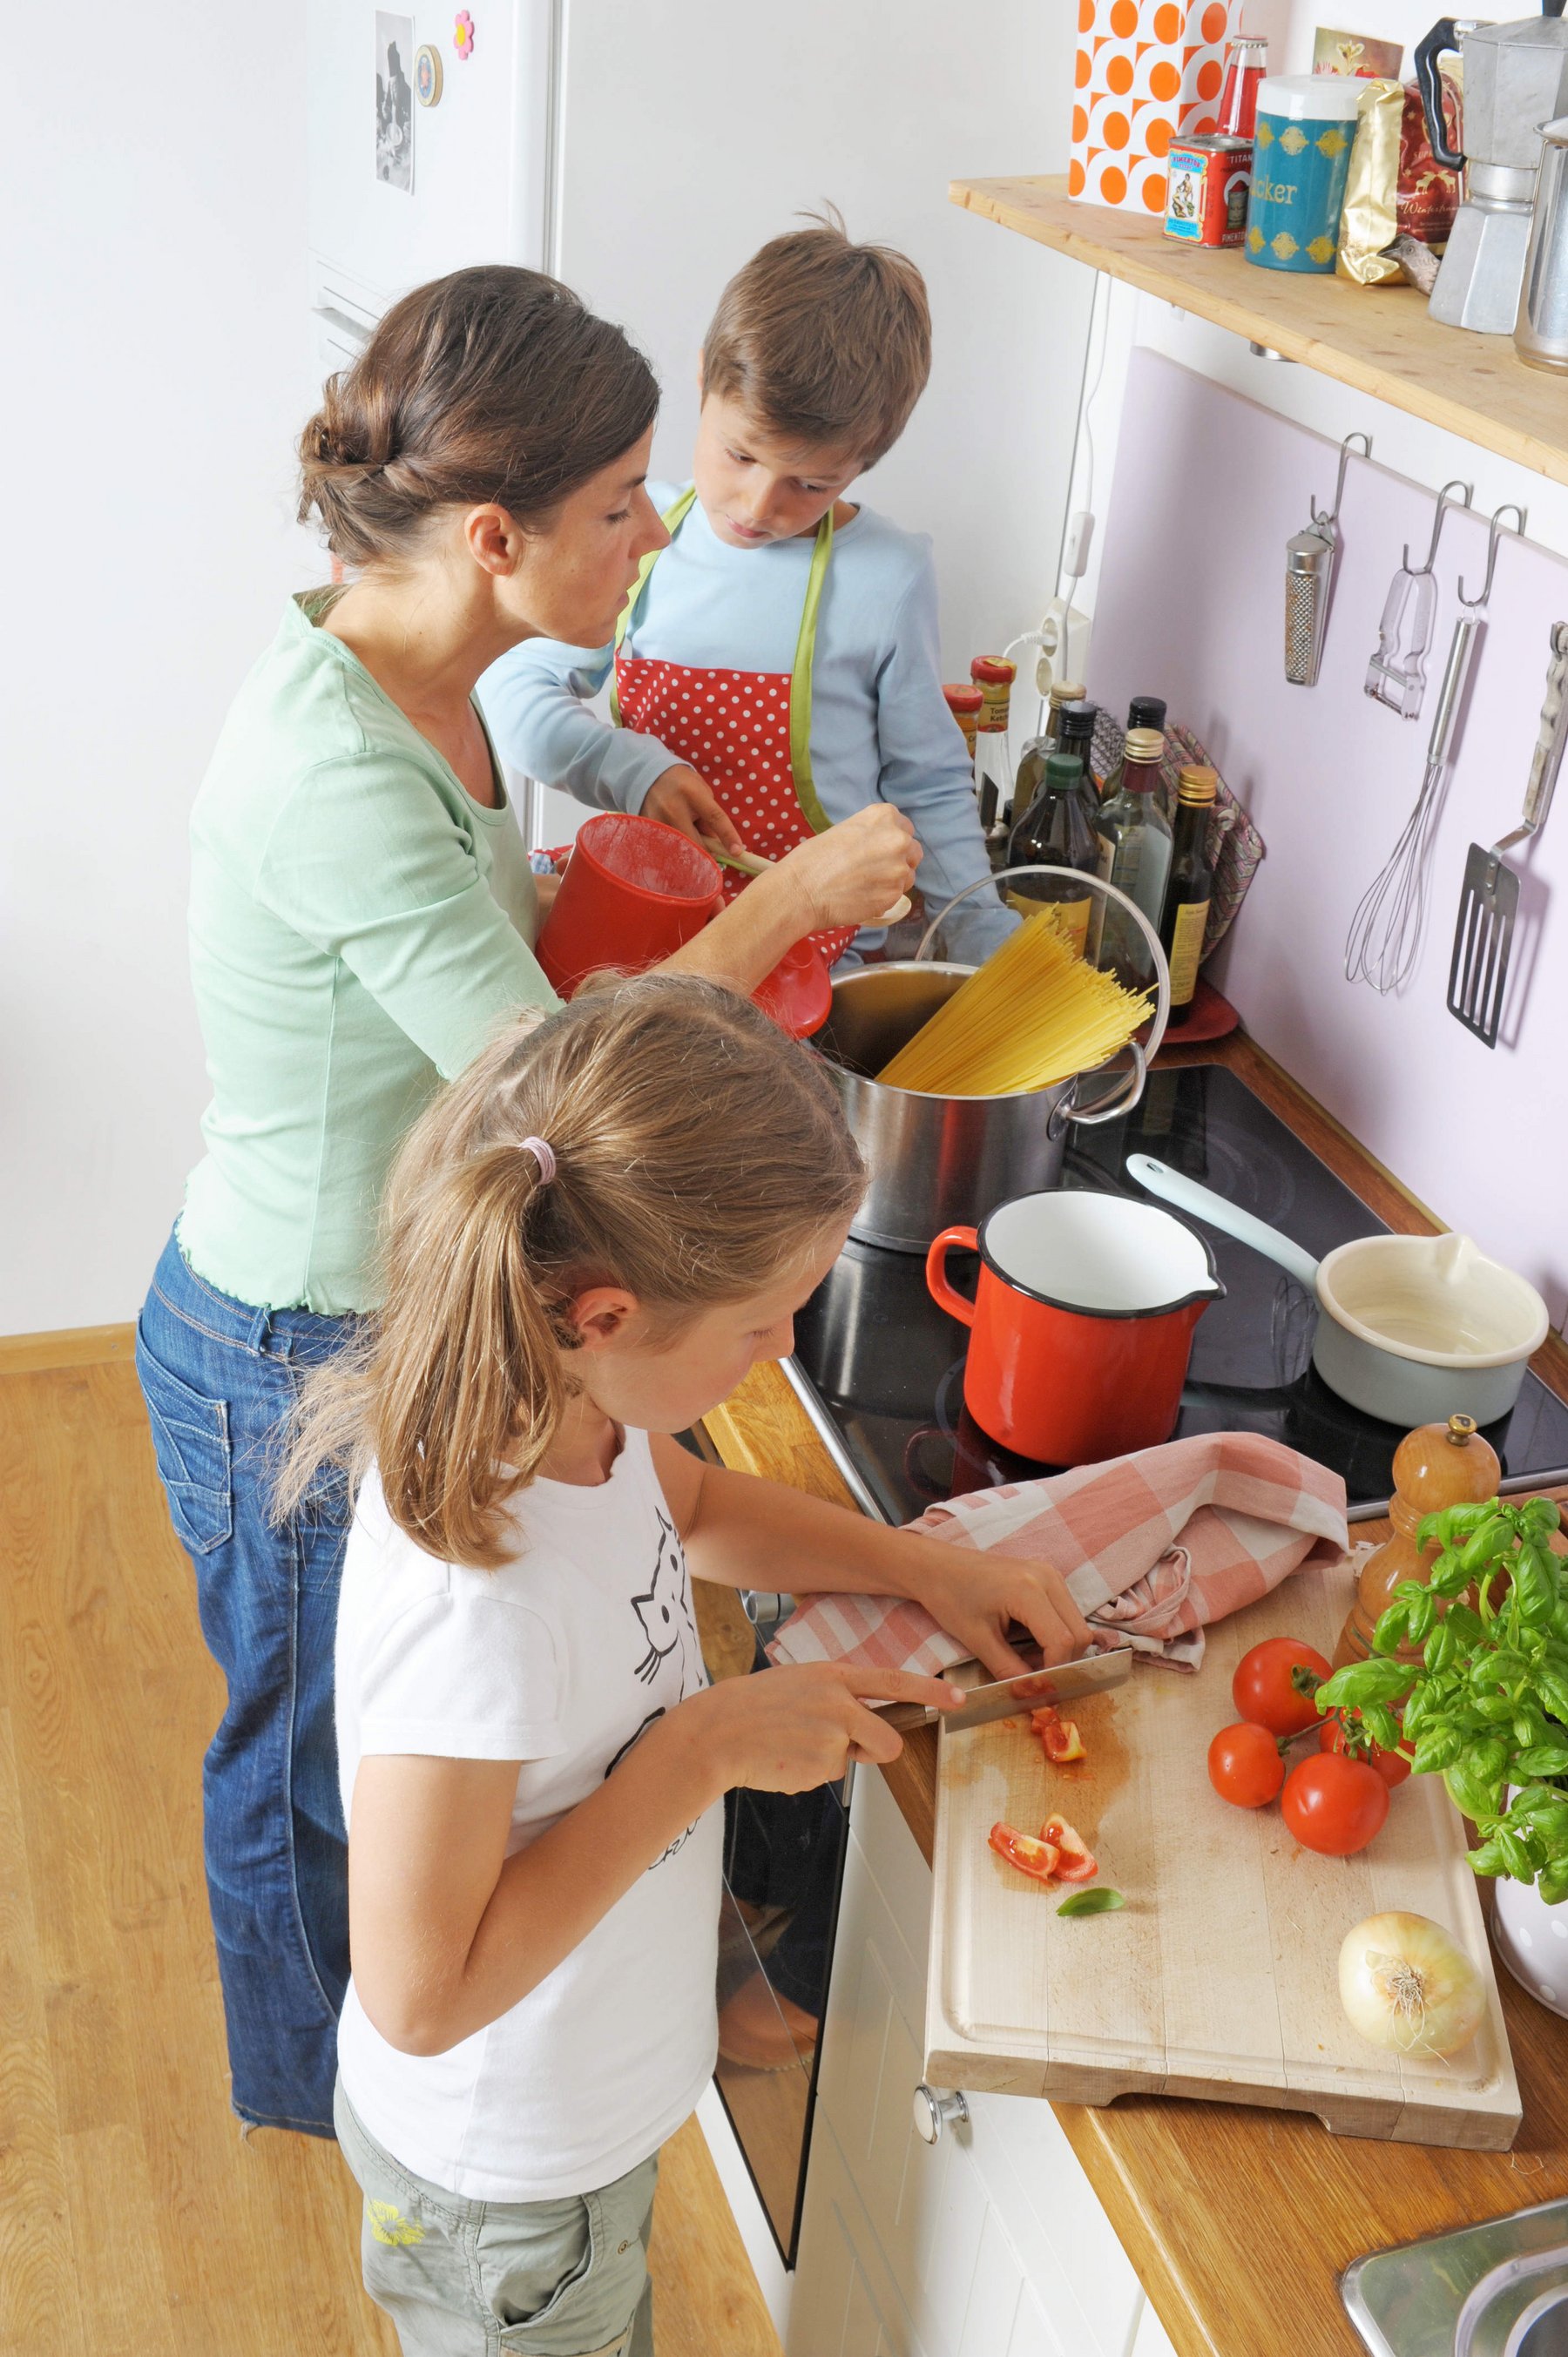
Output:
[1338,1911,1485,2057]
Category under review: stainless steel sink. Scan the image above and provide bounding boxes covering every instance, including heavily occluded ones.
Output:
[1343,2199,1568,2357]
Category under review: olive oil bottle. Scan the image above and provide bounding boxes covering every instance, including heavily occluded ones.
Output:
[1093,726,1173,984]
[1158,765,1219,1027]
[1005,750,1100,953]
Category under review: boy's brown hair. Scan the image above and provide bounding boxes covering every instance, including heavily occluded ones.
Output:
[702,210,931,470]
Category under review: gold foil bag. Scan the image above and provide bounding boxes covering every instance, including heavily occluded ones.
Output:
[1336,78,1404,284]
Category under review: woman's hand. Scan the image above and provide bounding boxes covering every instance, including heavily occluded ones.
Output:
[643,764,746,856]
[896,1533,1096,1681]
[775,804,920,932]
[677,1661,963,1795]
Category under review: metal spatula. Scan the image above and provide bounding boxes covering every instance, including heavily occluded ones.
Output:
[1447,620,1568,1049]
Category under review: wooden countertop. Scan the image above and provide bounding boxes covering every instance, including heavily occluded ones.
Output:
[700,1033,1568,2357]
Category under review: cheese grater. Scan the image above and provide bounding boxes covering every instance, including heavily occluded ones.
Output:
[1447,619,1568,1048]
[1285,430,1371,688]
[1286,523,1335,686]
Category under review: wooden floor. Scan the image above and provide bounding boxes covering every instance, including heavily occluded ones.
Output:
[0,1353,781,2356]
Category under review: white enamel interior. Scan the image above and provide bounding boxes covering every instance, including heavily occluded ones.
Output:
[983,1192,1219,1314]
[1318,1232,1549,1368]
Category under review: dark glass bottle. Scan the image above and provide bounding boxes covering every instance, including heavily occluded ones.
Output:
[1002,681,1087,865]
[1158,764,1219,1026]
[1092,726,1173,983]
[1005,751,1100,955]
[1054,699,1098,788]
[1127,694,1168,736]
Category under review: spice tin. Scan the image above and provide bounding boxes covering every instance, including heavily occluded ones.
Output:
[1245,72,1362,273]
[1164,135,1254,247]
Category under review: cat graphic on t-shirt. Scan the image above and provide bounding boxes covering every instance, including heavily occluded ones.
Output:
[632,1511,696,1685]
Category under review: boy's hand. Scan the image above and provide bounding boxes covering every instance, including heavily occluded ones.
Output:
[643,765,747,856]
[676,1662,963,1796]
[781,803,920,931]
[896,1534,1095,1681]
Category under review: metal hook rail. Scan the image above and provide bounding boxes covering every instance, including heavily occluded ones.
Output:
[1458,503,1529,610]
[1402,478,1473,577]
[1311,429,1374,537]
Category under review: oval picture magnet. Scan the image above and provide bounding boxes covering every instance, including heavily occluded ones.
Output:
[415,43,443,104]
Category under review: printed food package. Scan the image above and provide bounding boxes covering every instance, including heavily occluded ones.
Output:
[1069,0,1234,215]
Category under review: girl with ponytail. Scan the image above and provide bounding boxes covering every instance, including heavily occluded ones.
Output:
[285,975,1088,2357]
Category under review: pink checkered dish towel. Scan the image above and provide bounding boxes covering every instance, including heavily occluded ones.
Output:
[767,1431,1350,1678]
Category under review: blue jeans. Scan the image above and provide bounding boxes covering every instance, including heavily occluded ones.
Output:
[136,1227,357,2136]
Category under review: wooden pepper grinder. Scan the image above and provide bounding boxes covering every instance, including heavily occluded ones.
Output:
[1333,1413,1502,1668]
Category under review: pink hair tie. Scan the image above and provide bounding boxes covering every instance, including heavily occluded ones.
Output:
[520,1136,557,1185]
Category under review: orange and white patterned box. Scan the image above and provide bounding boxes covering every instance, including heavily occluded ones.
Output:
[1069,0,1233,216]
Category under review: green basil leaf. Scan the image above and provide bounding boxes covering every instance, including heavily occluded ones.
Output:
[1461,1516,1512,1573]
[1364,1702,1402,1752]
[1406,1592,1438,1647]
[1538,1865,1568,1908]
[1539,1670,1568,1726]
[1513,1745,1568,1780]
[1444,1604,1485,1651]
[1423,1622,1457,1674]
[1469,1836,1510,1876]
[1317,1660,1411,1711]
[1474,1692,1517,1724]
[1402,1681,1438,1736]
[1057,1888,1125,1918]
[1522,1497,1563,1539]
[1497,1829,1541,1881]
[1371,1604,1412,1657]
[1516,1546,1558,1629]
[1413,1724,1463,1774]
[1429,1550,1475,1599]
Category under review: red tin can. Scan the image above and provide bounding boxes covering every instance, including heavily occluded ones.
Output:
[1163,134,1254,249]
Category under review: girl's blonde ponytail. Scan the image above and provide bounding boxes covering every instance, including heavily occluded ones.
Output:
[277,976,865,1568]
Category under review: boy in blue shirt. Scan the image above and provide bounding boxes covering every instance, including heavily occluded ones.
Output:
[482,214,1010,964]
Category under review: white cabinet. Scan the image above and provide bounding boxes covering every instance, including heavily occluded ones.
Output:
[790,1769,1164,2357]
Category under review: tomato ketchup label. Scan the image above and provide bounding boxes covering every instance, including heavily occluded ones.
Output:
[1164,136,1253,249]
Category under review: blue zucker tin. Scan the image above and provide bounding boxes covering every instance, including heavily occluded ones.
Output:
[1245,72,1363,273]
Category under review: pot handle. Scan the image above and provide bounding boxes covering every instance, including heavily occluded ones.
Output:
[1126,1152,1321,1292]
[1414,17,1463,172]
[1055,1040,1148,1136]
[916,867,1171,1071]
[926,1227,980,1327]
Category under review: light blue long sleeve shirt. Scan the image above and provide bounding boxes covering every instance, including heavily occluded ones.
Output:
[478,484,1013,961]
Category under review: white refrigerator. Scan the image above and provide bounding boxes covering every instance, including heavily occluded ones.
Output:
[306,0,1093,841]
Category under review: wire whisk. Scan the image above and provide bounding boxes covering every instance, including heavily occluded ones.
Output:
[1345,611,1483,993]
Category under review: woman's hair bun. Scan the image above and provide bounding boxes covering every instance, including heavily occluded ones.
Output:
[295,263,658,570]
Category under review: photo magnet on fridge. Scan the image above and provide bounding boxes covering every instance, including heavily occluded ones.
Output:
[375,12,415,192]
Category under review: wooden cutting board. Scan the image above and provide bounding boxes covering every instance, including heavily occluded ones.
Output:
[925,1557,1523,2148]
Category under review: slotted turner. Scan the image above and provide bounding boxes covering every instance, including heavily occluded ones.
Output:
[1447,619,1568,1047]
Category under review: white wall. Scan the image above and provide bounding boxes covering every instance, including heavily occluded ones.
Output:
[2,4,314,1334]
[557,0,1093,680]
[1073,0,1568,1325]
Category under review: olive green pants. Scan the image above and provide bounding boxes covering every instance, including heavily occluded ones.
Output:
[334,2081,656,2357]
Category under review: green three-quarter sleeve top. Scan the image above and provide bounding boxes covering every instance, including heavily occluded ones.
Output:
[179,590,559,1316]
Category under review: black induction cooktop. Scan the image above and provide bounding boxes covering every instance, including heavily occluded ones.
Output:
[787,1063,1568,1525]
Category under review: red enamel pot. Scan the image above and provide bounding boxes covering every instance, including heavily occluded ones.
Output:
[925,1190,1225,1467]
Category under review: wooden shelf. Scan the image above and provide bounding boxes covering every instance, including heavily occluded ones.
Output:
[950,172,1568,490]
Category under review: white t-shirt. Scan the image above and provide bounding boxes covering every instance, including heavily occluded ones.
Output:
[334,1428,723,2201]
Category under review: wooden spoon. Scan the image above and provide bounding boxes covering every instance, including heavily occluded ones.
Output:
[697,833,911,928]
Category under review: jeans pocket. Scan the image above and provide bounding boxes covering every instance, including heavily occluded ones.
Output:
[136,1320,234,1556]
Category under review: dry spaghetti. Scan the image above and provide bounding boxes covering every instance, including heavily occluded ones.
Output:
[876,911,1152,1096]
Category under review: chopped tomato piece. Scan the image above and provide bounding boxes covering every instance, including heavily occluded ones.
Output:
[988,1821,1063,1884]
[1030,1705,1086,1763]
[1041,1813,1097,1881]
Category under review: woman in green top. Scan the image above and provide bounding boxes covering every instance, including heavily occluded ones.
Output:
[136,266,916,2139]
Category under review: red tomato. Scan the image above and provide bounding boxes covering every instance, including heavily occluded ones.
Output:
[1320,1715,1412,1787]
[989,1822,1062,1883]
[1207,1720,1286,1808]
[1232,1638,1331,1737]
[1280,1753,1389,1856]
[1030,1705,1086,1763]
[1042,1813,1097,1881]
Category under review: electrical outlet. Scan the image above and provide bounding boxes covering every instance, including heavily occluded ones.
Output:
[1036,598,1093,695]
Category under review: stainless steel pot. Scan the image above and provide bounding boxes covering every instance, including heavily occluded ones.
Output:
[815,869,1169,1253]
[1129,1154,1550,1427]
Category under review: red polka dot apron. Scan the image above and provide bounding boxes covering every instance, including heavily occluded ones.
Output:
[610,488,858,965]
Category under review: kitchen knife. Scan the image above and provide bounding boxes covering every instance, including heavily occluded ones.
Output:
[873,1644,1133,1736]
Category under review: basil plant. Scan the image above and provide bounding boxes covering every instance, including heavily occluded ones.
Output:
[1317,1497,1568,1904]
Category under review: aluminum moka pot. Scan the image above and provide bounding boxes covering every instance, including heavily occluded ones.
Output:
[1416,6,1568,333]
[813,868,1170,1255]
[1517,114,1568,368]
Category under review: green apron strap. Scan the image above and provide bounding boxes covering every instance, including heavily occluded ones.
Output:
[787,510,835,834]
[609,487,698,726]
